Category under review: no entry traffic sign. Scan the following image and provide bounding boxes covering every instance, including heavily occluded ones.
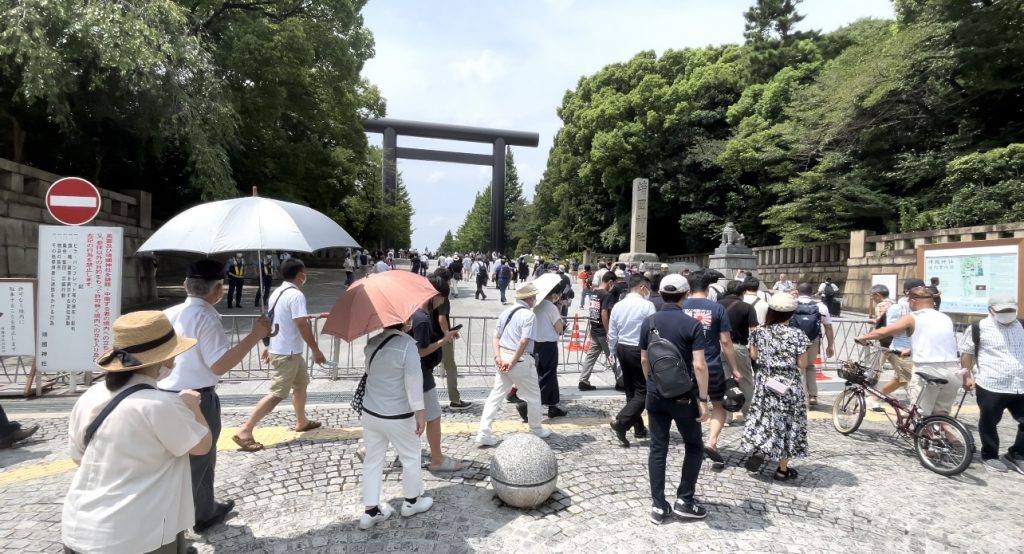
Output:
[45,177,102,226]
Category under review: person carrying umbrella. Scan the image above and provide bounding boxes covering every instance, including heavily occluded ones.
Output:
[233,259,325,450]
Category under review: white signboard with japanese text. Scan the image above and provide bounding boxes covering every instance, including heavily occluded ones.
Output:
[0,280,35,356]
[921,243,1020,315]
[36,226,123,372]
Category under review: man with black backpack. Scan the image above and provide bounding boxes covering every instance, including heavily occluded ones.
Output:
[472,257,488,301]
[495,257,514,305]
[639,274,710,523]
[818,277,841,317]
[792,283,835,407]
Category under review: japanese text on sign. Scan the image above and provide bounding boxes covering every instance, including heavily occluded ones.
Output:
[0,281,34,356]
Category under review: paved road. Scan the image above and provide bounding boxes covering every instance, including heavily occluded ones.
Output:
[2,396,1021,553]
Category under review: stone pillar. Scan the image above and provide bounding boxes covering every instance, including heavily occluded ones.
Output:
[619,178,657,263]
[849,230,867,258]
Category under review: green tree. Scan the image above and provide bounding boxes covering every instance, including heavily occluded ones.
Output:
[337,147,412,250]
[744,0,805,43]
[438,231,456,256]
[452,148,529,254]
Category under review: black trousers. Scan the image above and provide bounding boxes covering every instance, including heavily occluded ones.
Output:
[227,277,244,307]
[191,388,222,521]
[253,275,272,307]
[647,392,704,509]
[534,341,560,406]
[0,405,20,438]
[976,385,1024,460]
[615,344,647,432]
[475,277,488,299]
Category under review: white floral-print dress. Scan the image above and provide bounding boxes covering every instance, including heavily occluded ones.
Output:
[740,324,810,461]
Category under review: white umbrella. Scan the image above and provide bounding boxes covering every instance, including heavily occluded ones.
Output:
[532,273,565,302]
[137,195,360,254]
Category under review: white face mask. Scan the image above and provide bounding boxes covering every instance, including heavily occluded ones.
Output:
[994,310,1018,325]
[158,363,173,381]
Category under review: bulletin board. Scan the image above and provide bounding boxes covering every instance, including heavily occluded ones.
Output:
[917,239,1023,315]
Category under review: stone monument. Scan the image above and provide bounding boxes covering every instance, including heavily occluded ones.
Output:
[618,177,659,264]
[708,221,759,279]
[489,433,558,509]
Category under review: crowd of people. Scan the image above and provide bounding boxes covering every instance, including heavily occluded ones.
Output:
[6,249,1015,550]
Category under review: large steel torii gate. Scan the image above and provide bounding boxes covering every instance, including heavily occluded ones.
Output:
[363,118,539,253]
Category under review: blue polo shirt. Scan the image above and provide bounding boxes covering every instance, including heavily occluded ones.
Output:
[639,303,706,400]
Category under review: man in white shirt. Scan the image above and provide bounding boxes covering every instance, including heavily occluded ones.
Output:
[160,260,270,532]
[741,277,769,325]
[608,275,656,444]
[533,284,568,418]
[960,294,1024,474]
[793,282,835,406]
[476,284,551,445]
[374,256,390,273]
[772,273,793,293]
[234,259,327,447]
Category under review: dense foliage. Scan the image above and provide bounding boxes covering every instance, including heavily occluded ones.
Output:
[524,0,1024,253]
[0,0,404,246]
[444,149,529,255]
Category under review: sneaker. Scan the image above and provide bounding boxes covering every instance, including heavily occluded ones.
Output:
[532,427,553,439]
[401,496,434,517]
[650,504,672,525]
[578,381,597,392]
[448,400,473,411]
[358,503,394,530]
[867,399,885,412]
[506,391,521,404]
[548,406,568,418]
[983,458,1009,473]
[476,434,499,447]
[671,499,708,520]
[1002,453,1024,475]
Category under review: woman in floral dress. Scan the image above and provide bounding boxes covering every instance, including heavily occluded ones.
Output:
[741,293,810,481]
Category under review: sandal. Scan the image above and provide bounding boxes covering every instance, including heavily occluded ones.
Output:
[427,456,467,472]
[773,467,799,481]
[295,421,322,432]
[232,435,264,452]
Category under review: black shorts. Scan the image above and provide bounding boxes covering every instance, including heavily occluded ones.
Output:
[707,365,726,402]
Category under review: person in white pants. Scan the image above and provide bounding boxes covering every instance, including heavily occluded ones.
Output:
[358,325,434,530]
[477,283,552,446]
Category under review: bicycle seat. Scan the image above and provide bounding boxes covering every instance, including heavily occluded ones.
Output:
[915,371,948,385]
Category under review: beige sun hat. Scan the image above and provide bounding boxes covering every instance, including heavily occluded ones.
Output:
[768,292,797,313]
[95,311,197,372]
[516,283,539,299]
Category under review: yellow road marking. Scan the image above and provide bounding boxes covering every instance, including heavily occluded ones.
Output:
[0,406,981,486]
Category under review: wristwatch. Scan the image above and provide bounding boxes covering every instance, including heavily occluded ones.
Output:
[699,397,708,402]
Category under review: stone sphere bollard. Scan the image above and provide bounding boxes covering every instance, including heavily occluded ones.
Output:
[489,433,558,509]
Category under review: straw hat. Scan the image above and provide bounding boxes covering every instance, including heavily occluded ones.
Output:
[516,283,539,300]
[95,311,197,372]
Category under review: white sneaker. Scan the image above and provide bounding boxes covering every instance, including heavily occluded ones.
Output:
[358,503,394,530]
[401,496,434,517]
[476,434,499,447]
[533,427,552,439]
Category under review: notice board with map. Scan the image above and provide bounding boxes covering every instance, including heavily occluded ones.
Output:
[917,239,1023,315]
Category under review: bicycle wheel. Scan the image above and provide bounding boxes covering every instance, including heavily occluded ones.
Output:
[831,387,865,435]
[914,415,974,476]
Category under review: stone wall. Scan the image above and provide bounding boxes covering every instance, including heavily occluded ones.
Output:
[753,240,850,289]
[0,158,158,307]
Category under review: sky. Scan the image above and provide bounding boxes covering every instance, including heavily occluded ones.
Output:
[360,0,896,251]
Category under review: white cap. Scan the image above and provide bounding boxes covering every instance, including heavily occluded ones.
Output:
[659,274,690,294]
[989,294,1018,312]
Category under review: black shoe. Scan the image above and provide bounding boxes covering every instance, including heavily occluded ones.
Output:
[0,424,39,448]
[634,427,648,439]
[703,445,725,464]
[193,500,235,533]
[609,421,630,447]
[548,406,568,418]
[745,454,764,473]
[506,391,521,404]
[672,499,707,520]
[578,381,597,391]
[650,504,672,525]
[516,402,529,423]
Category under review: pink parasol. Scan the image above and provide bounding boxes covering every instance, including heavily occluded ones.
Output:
[321,271,439,342]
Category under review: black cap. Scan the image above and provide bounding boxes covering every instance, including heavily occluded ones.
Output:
[187,259,226,280]
[903,278,926,292]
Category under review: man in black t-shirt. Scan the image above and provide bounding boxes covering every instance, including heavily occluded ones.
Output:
[719,281,759,422]
[579,271,623,391]
[640,274,710,523]
[409,276,465,472]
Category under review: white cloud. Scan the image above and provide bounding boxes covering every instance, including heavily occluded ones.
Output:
[426,170,446,184]
[452,50,506,84]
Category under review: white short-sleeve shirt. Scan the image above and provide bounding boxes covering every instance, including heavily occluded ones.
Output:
[63,375,208,554]
[533,300,562,343]
[159,297,230,390]
[496,301,537,353]
[267,282,309,355]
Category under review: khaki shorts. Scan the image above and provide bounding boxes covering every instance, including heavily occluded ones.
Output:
[269,354,310,399]
[885,352,914,384]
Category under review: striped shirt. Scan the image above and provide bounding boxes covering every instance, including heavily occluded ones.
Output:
[959,317,1024,394]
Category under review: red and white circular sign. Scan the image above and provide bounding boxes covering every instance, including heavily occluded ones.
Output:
[45,177,102,226]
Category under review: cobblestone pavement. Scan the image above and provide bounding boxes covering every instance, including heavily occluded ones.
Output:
[2,397,1022,553]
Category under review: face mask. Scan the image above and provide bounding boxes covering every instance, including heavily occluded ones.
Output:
[158,364,173,381]
[994,311,1018,325]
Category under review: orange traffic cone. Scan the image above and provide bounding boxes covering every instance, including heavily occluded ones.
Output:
[814,354,828,381]
[566,317,588,351]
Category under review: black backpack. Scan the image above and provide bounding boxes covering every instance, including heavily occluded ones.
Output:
[644,315,695,399]
[477,262,488,279]
[822,284,837,299]
[789,302,822,341]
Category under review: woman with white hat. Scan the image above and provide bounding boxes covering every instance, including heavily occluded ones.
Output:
[740,293,810,481]
[62,311,212,554]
